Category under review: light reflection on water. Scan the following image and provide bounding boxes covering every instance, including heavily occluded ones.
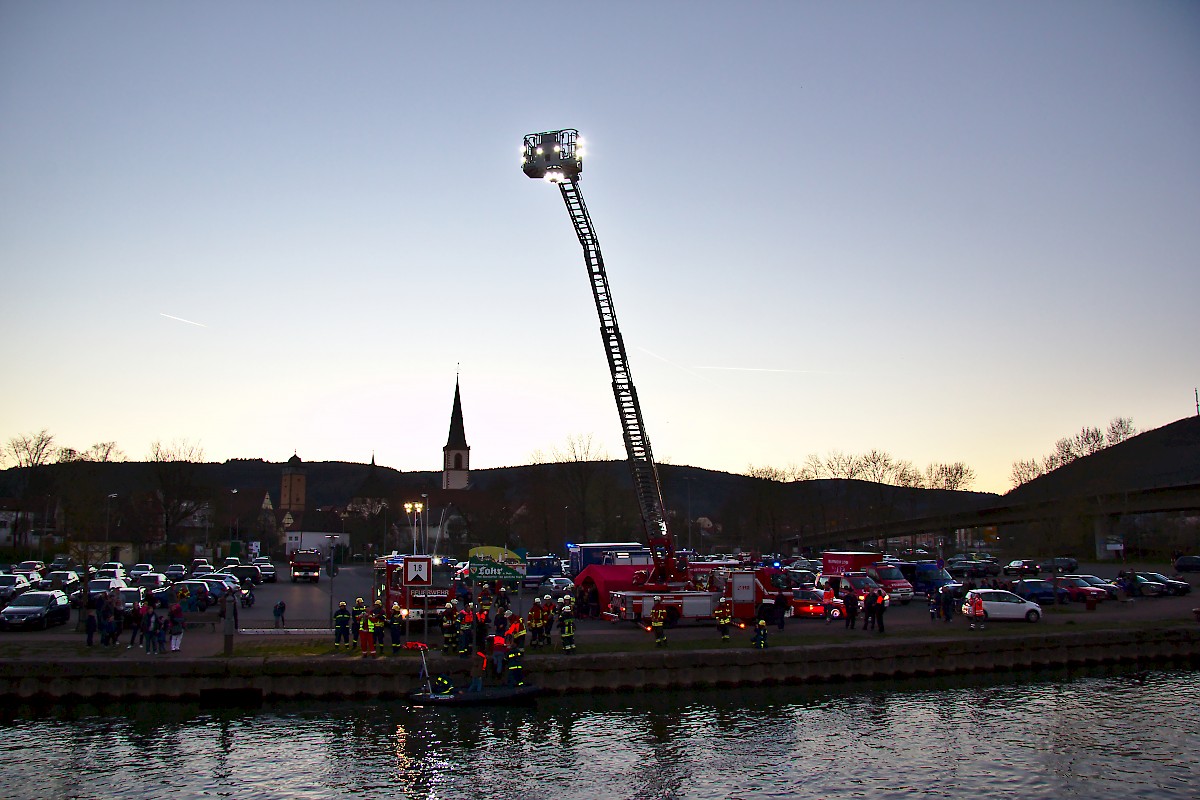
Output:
[3,666,1198,800]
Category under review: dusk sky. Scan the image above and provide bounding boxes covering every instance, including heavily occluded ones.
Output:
[2,2,1197,494]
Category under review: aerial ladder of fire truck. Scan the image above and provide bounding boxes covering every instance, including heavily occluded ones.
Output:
[522,129,686,589]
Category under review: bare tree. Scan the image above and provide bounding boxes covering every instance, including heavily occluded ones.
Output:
[1010,459,1043,487]
[149,439,206,543]
[859,449,895,484]
[4,429,56,468]
[795,453,827,481]
[925,462,976,490]
[825,450,864,479]
[1106,417,1137,445]
[893,460,924,488]
[551,434,609,540]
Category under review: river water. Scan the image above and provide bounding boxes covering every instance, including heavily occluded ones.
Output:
[2,666,1197,800]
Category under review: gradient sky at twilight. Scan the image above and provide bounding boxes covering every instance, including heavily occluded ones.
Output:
[1,2,1197,494]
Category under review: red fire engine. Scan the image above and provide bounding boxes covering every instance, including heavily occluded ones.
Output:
[372,555,457,629]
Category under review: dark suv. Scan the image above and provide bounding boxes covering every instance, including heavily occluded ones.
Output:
[1003,560,1041,577]
[1174,555,1200,573]
[1040,557,1079,574]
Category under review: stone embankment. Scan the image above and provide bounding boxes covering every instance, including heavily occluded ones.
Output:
[1,626,1197,703]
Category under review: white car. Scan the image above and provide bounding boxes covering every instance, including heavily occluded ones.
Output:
[129,563,155,580]
[961,589,1042,623]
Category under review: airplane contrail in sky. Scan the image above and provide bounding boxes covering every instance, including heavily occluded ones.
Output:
[693,366,836,374]
[159,313,207,328]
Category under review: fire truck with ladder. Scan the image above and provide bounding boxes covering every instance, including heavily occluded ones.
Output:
[523,130,799,627]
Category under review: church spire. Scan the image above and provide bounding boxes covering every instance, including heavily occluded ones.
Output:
[443,376,470,490]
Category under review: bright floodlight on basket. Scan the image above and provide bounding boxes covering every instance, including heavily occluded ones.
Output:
[522,129,584,183]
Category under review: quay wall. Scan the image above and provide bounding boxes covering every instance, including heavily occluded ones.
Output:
[2,628,1198,703]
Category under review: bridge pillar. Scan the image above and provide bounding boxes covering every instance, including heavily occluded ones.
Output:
[1093,514,1122,561]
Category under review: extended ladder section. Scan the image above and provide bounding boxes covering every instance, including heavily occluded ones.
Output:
[557,178,682,585]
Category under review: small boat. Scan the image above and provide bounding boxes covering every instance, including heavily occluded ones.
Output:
[408,684,541,707]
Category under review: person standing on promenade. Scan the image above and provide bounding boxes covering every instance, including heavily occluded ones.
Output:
[822,585,836,624]
[388,603,405,655]
[85,608,97,646]
[969,593,986,631]
[559,604,576,653]
[334,601,352,649]
[774,592,788,631]
[358,608,375,656]
[351,597,367,641]
[527,598,545,648]
[650,597,669,647]
[928,591,940,622]
[843,585,858,630]
[940,585,955,623]
[714,597,733,642]
[874,590,887,634]
[273,600,286,628]
[862,590,876,631]
[168,601,185,652]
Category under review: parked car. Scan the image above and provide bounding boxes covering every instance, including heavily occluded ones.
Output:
[1055,577,1107,603]
[251,558,277,583]
[222,557,241,568]
[785,569,818,587]
[39,570,84,605]
[135,572,171,590]
[100,562,128,578]
[539,576,575,592]
[1040,557,1079,574]
[0,574,32,606]
[961,589,1042,623]
[947,559,995,580]
[216,564,264,585]
[191,564,215,578]
[1003,560,1041,577]
[0,590,72,629]
[166,580,215,610]
[1065,574,1120,600]
[1136,572,1191,596]
[1173,555,1200,573]
[198,577,235,599]
[164,564,189,582]
[1011,579,1068,606]
[792,588,845,619]
[118,587,149,626]
[87,577,128,607]
[16,560,48,578]
[1125,574,1170,597]
[12,569,42,585]
[129,563,156,580]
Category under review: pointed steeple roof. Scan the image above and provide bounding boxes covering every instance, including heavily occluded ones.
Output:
[445,378,468,449]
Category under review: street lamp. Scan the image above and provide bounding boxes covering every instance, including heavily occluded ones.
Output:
[404,502,423,554]
[104,493,118,563]
[229,489,239,557]
[421,493,429,553]
[326,533,339,626]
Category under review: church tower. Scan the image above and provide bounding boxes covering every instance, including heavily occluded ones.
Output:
[442,378,470,490]
[280,453,306,513]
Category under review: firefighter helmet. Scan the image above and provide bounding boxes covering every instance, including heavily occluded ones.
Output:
[355,597,364,604]
[392,603,400,610]
[339,601,347,607]
[719,597,728,604]
[445,602,454,609]
[653,595,662,602]
[544,594,552,602]
[563,605,572,613]
[504,610,513,617]
[758,619,767,627]
[374,599,382,606]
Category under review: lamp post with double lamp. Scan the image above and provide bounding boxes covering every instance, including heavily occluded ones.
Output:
[404,502,423,554]
[421,493,429,553]
[326,533,339,626]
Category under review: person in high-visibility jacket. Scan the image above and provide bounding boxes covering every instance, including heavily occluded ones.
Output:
[507,609,528,648]
[558,604,576,653]
[388,603,405,654]
[969,593,986,630]
[358,608,375,655]
[752,618,769,648]
[714,597,733,642]
[333,601,352,648]
[441,602,459,654]
[371,601,386,653]
[504,646,525,686]
[527,600,545,648]
[822,586,837,624]
[649,597,669,647]
[458,606,476,657]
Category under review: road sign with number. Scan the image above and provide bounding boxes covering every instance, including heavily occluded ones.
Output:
[404,556,433,586]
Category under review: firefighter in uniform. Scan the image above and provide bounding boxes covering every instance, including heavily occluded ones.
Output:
[494,586,510,614]
[388,602,405,654]
[351,597,368,641]
[559,603,576,652]
[458,605,475,657]
[333,601,352,648]
[649,597,669,647]
[753,618,769,648]
[527,598,545,648]
[507,609,528,648]
[441,601,458,654]
[714,597,733,642]
[969,593,986,630]
[371,600,386,653]
[504,644,525,686]
[543,595,557,647]
[478,585,493,623]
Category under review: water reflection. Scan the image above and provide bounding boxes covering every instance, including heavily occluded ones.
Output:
[0,667,1197,799]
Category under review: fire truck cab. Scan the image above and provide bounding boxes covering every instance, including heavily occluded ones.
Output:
[373,555,457,629]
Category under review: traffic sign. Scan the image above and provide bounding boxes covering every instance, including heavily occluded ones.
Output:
[404,556,433,586]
